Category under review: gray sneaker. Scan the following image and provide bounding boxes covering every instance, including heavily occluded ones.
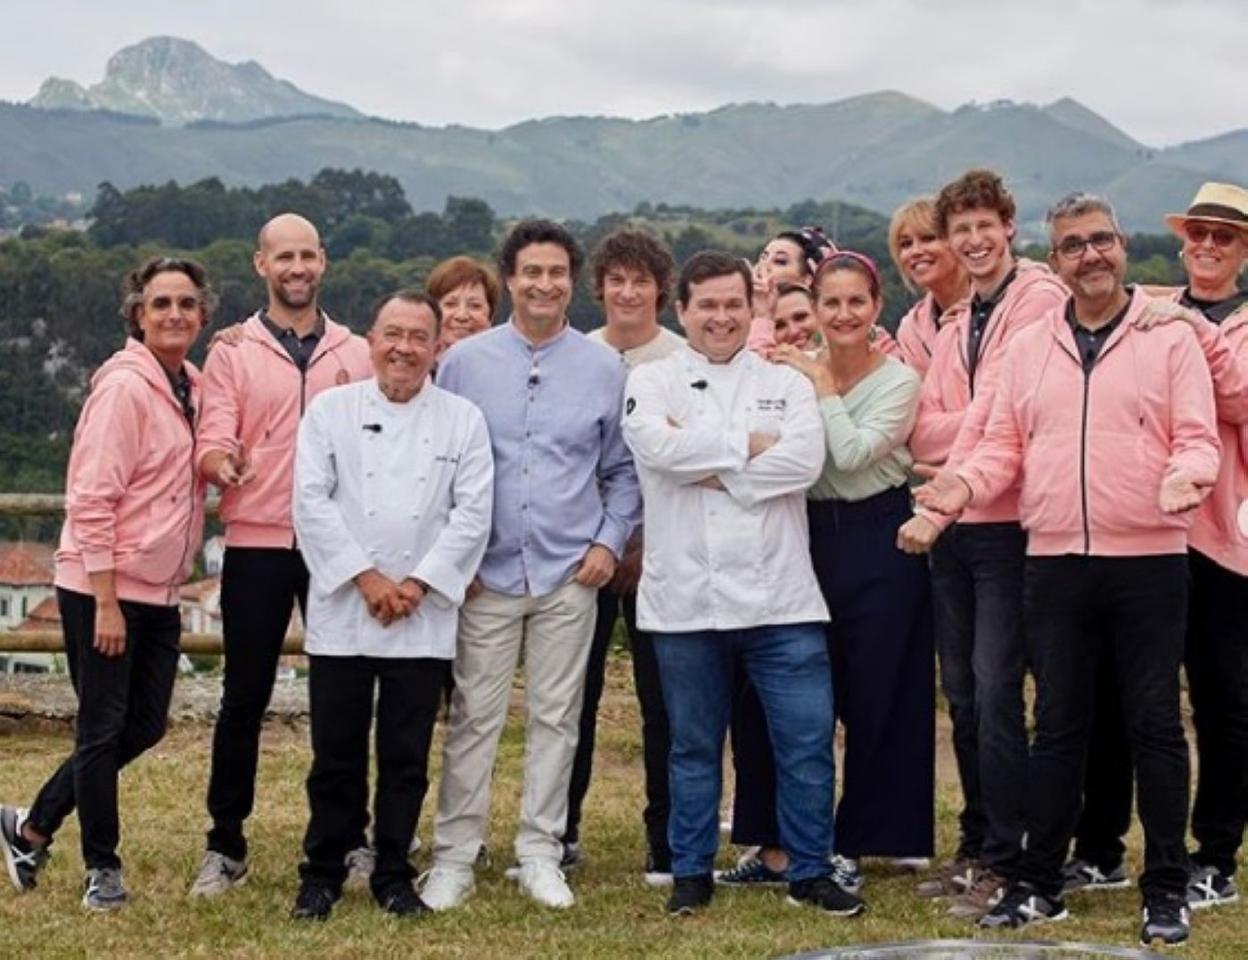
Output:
[82,867,128,911]
[344,846,375,891]
[1,806,49,892]
[188,851,248,898]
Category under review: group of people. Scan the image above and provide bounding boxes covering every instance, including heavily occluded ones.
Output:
[0,166,1244,951]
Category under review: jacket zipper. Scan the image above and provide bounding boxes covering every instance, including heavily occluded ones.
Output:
[169,393,200,605]
[1078,368,1091,555]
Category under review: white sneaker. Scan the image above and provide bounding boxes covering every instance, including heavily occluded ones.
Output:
[419,864,475,912]
[516,859,574,908]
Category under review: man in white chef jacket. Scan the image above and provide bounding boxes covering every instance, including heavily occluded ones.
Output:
[622,251,863,917]
[288,290,493,920]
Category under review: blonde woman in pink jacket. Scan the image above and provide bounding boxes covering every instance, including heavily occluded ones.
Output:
[887,198,970,377]
[918,193,1219,949]
[1,257,213,911]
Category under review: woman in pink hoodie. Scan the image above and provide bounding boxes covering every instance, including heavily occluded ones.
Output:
[0,257,212,911]
[887,197,970,377]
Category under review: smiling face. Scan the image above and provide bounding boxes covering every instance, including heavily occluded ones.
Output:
[896,222,962,294]
[602,263,660,330]
[772,288,818,349]
[438,281,492,346]
[368,297,439,402]
[507,242,572,329]
[254,215,325,312]
[677,271,752,363]
[134,269,205,367]
[1048,210,1127,305]
[815,267,882,351]
[946,207,1015,290]
[1181,219,1248,298]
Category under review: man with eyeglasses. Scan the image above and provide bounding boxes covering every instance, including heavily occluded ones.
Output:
[287,291,492,920]
[915,192,1220,948]
[1065,181,1248,912]
[419,220,640,912]
[189,213,372,898]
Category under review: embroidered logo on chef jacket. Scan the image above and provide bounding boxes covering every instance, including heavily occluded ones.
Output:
[755,398,787,413]
[626,397,636,415]
[434,454,461,464]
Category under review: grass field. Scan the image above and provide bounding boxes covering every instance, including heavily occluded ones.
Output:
[1,658,1244,958]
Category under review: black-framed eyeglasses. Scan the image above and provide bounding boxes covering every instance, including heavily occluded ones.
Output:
[1054,231,1119,260]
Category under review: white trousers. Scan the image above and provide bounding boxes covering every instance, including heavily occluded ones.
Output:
[432,580,598,867]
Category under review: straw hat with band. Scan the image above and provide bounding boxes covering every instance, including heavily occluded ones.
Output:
[1164,182,1248,237]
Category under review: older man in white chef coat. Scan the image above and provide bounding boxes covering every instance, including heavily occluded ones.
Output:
[622,251,862,918]
[288,290,493,921]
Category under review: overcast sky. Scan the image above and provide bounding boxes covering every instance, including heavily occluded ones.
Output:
[6,0,1244,146]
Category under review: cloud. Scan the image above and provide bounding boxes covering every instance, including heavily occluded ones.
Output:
[2,0,1245,146]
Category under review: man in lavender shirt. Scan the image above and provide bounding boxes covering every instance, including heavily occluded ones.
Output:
[420,220,641,912]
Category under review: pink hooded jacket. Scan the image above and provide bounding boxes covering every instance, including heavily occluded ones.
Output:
[910,263,1068,524]
[894,293,969,379]
[56,339,206,606]
[955,288,1221,557]
[196,313,371,547]
[1164,295,1248,575]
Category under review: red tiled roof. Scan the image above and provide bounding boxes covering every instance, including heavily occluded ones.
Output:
[0,542,55,586]
[15,594,60,632]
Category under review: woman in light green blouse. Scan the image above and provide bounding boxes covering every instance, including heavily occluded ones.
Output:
[726,252,936,895]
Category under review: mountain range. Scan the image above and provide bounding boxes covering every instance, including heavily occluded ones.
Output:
[6,36,1247,234]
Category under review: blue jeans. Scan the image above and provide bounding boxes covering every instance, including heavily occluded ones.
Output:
[653,622,834,882]
[930,521,1027,874]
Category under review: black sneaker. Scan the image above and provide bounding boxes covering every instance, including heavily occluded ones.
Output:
[291,884,338,921]
[1,806,49,892]
[787,875,866,917]
[1140,894,1190,947]
[714,855,785,887]
[667,873,714,916]
[1187,864,1238,910]
[977,882,1068,929]
[1061,857,1130,893]
[644,848,673,888]
[377,883,431,918]
[82,867,127,911]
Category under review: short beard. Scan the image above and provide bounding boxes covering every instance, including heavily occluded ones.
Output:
[273,282,318,311]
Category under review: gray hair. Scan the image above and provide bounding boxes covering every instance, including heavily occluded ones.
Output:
[1045,192,1123,245]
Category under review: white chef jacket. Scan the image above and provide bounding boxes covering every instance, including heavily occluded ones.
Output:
[293,378,493,658]
[622,346,830,633]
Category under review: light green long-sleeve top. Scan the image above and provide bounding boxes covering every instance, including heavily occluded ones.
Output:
[808,356,921,502]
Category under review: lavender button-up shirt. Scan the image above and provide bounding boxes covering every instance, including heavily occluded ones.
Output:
[436,319,641,597]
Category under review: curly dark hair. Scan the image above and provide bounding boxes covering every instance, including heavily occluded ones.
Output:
[119,256,218,341]
[935,169,1017,236]
[590,229,676,311]
[497,219,584,281]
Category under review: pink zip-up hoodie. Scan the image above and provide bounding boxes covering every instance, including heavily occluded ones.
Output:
[196,312,371,547]
[955,288,1221,557]
[894,293,969,379]
[56,339,206,606]
[1162,295,1248,575]
[909,263,1068,525]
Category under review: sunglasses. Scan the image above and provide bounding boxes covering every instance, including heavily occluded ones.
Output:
[1185,223,1243,248]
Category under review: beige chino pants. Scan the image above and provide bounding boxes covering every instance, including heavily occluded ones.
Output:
[432,580,598,867]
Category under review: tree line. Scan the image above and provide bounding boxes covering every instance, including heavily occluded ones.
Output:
[0,168,1186,510]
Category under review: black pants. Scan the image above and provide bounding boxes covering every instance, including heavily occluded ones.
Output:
[729,487,936,858]
[299,655,447,898]
[564,587,671,860]
[27,588,180,870]
[930,521,1028,872]
[206,547,311,860]
[1070,646,1134,872]
[1187,548,1248,877]
[1017,554,1190,901]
